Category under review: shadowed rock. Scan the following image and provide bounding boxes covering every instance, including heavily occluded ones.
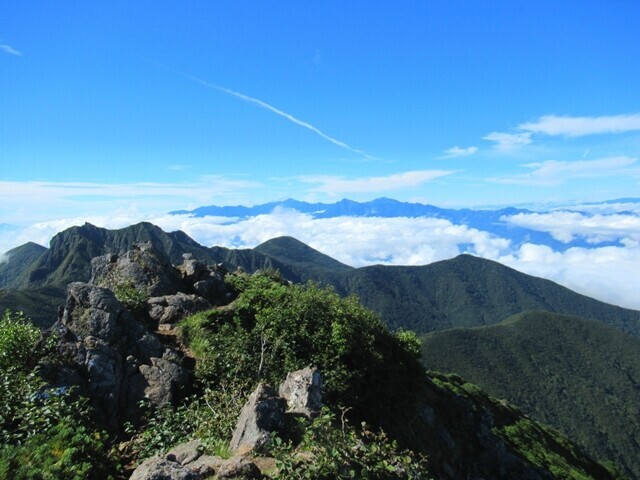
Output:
[229,384,286,454]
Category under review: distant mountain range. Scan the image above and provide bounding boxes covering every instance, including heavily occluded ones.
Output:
[171,197,640,251]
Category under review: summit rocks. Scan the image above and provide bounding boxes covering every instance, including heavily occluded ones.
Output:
[47,243,231,429]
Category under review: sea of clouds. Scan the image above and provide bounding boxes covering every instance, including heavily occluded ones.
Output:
[1,203,639,310]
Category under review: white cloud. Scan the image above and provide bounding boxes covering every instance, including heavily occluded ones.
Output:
[519,113,640,137]
[482,113,640,152]
[563,200,640,215]
[490,156,638,186]
[502,210,640,244]
[0,210,510,268]
[498,243,640,310]
[482,131,532,151]
[298,170,456,195]
[441,146,478,159]
[0,43,22,56]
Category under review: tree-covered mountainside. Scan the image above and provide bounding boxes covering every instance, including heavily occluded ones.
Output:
[328,255,640,336]
[0,242,47,289]
[1,224,639,337]
[421,311,640,478]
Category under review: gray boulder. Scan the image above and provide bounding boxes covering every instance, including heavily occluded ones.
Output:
[279,367,323,418]
[216,456,262,479]
[129,457,199,480]
[129,439,227,480]
[229,384,286,454]
[178,254,230,305]
[131,357,190,407]
[165,440,205,465]
[62,282,126,343]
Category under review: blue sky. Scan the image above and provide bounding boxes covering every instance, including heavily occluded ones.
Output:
[2,1,640,223]
[2,2,640,310]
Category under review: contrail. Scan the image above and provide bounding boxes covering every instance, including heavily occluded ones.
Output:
[150,61,380,161]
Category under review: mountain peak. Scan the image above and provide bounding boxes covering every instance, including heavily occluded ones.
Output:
[254,236,353,271]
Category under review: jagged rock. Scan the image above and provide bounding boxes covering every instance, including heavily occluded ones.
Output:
[148,293,211,330]
[178,254,230,305]
[62,282,126,343]
[278,367,323,418]
[179,254,208,283]
[229,384,286,454]
[91,242,185,297]
[215,456,262,479]
[132,357,190,407]
[53,280,189,428]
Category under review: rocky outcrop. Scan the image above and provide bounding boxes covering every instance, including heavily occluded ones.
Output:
[178,253,231,305]
[131,368,324,479]
[51,281,190,428]
[91,242,185,298]
[47,243,233,429]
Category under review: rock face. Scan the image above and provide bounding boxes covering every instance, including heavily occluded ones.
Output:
[229,384,286,454]
[48,243,230,429]
[178,253,231,305]
[278,367,323,418]
[52,281,189,427]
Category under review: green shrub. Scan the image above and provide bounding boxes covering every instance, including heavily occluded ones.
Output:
[394,329,421,359]
[113,280,148,311]
[270,408,430,479]
[127,380,245,461]
[180,272,424,427]
[0,418,116,480]
[0,309,50,370]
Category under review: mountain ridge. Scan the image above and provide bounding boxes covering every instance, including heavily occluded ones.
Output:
[1,222,639,338]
